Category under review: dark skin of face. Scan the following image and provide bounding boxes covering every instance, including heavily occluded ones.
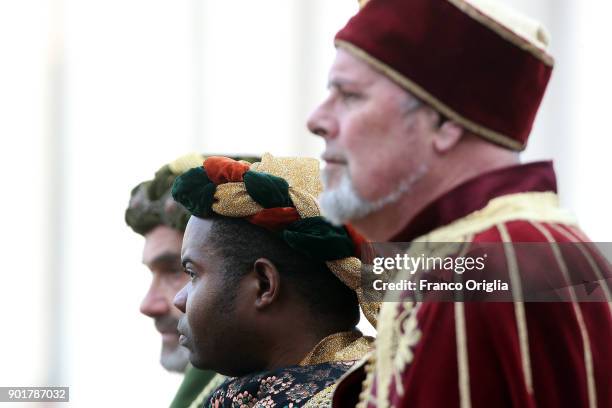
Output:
[173,217,331,377]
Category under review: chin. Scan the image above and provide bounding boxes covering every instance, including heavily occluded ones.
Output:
[189,352,243,377]
[160,344,190,373]
[188,354,215,372]
[322,164,348,190]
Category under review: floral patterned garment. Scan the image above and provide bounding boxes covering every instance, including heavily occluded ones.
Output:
[203,361,355,408]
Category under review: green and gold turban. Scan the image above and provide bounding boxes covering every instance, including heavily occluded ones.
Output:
[172,153,379,326]
[125,153,259,236]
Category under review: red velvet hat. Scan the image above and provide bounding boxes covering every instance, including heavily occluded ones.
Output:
[336,0,554,150]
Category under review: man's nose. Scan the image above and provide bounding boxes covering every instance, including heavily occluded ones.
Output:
[173,283,189,313]
[140,282,170,318]
[307,101,338,140]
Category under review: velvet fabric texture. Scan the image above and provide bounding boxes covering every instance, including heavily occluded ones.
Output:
[171,167,217,218]
[335,0,553,149]
[125,154,261,236]
[204,156,250,185]
[244,171,293,209]
[171,157,359,264]
[282,217,355,262]
[247,207,301,231]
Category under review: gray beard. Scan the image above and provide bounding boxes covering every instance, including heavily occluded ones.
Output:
[160,341,190,373]
[319,165,427,226]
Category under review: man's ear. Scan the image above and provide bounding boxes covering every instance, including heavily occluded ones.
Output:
[251,258,280,310]
[433,121,464,154]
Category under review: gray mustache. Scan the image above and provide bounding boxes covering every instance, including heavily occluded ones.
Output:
[155,315,180,333]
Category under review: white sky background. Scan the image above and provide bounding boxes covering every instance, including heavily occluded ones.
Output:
[0,1,610,407]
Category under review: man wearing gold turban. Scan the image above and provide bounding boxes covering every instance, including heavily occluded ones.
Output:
[125,153,258,407]
[171,154,376,407]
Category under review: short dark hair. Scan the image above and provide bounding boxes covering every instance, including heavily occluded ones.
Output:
[208,215,360,330]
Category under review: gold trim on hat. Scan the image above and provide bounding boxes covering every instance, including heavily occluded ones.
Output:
[447,0,554,67]
[336,40,526,151]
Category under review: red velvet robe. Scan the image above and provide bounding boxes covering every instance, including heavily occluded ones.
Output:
[333,162,611,407]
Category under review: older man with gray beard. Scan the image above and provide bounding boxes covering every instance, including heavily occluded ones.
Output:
[308,0,612,407]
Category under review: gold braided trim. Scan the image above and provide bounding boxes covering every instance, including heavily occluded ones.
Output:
[304,383,336,408]
[356,288,381,328]
[356,355,377,408]
[290,185,378,323]
[299,331,374,366]
[455,302,472,408]
[335,40,525,151]
[447,0,554,66]
[212,182,262,217]
[374,301,421,406]
[327,257,361,291]
[168,152,205,175]
[498,223,534,395]
[329,353,373,408]
[415,192,576,243]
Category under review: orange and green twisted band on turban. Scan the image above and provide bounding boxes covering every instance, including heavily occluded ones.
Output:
[172,154,359,262]
[171,153,378,326]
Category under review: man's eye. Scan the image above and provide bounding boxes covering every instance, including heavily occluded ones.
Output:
[339,91,361,102]
[184,269,196,280]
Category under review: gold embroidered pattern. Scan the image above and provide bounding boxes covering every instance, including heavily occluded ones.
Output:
[356,356,377,408]
[416,192,576,243]
[289,188,321,218]
[367,192,576,407]
[327,257,361,291]
[300,331,374,366]
[212,182,262,217]
[373,301,421,407]
[252,153,322,198]
[356,288,381,328]
[303,384,336,408]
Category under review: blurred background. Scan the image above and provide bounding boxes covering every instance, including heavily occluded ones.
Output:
[0,0,610,406]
